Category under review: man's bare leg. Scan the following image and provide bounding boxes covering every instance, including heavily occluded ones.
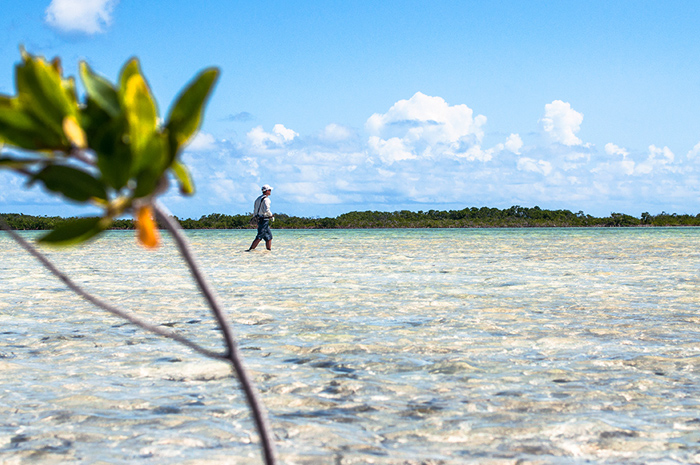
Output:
[247,238,261,251]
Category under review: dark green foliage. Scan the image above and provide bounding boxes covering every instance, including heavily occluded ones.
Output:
[178,213,251,229]
[4,207,700,231]
[607,213,639,227]
[332,206,601,228]
[0,213,134,230]
[647,212,700,226]
[0,213,66,230]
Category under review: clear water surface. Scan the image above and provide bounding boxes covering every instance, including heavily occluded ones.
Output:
[2,228,700,464]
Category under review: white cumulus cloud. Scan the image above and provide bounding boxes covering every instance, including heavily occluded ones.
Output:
[541,100,583,146]
[209,174,244,203]
[505,133,523,154]
[687,141,700,160]
[602,143,635,175]
[648,145,674,164]
[247,124,298,151]
[366,92,487,161]
[45,0,118,35]
[281,182,343,204]
[457,145,495,162]
[633,145,676,175]
[368,136,415,164]
[605,143,629,158]
[319,123,353,142]
[11,83,700,219]
[186,132,217,152]
[517,157,553,176]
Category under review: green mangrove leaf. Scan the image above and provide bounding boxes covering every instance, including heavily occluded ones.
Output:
[0,96,64,150]
[165,68,219,161]
[79,97,113,147]
[33,165,108,202]
[118,58,141,99]
[92,117,132,190]
[122,73,158,173]
[38,216,109,246]
[63,76,79,108]
[171,160,195,195]
[15,51,76,138]
[79,62,120,117]
[132,133,168,198]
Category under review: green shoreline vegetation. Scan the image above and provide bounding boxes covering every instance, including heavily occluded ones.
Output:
[3,206,700,230]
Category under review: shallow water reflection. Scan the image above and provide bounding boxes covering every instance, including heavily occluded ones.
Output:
[2,228,700,463]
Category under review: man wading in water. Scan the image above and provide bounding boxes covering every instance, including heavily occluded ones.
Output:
[247,185,274,251]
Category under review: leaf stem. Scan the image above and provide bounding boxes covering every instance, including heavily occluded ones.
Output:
[153,202,278,465]
[69,147,96,166]
[1,211,278,465]
[0,217,225,360]
[0,217,228,360]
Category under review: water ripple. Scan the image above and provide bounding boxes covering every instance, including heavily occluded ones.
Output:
[2,228,700,463]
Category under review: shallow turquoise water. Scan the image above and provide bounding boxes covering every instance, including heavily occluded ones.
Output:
[2,228,700,464]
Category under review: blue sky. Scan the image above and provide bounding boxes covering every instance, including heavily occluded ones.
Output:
[2,1,700,219]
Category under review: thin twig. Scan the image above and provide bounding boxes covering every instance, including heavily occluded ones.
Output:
[1,211,278,464]
[0,217,225,361]
[153,202,278,465]
[69,147,97,166]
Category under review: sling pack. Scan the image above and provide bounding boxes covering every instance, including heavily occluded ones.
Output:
[248,195,267,227]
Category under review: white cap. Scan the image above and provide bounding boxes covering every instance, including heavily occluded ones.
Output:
[261,184,273,192]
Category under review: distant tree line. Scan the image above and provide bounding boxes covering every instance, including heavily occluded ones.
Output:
[4,206,700,231]
[0,213,135,231]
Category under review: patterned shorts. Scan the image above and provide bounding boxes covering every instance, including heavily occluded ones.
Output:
[255,218,273,241]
